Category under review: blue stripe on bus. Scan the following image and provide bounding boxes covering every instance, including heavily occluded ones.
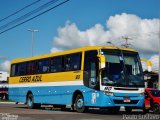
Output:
[9,85,144,107]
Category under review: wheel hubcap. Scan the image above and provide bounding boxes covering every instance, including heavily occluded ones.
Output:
[154,105,159,112]
[77,98,83,108]
[28,97,32,107]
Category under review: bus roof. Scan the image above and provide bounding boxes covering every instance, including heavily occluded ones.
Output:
[11,46,137,64]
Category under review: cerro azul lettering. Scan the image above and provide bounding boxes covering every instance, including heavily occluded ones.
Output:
[19,75,42,83]
[31,75,42,82]
[19,76,31,82]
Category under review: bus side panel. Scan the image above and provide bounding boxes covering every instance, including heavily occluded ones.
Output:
[9,85,91,105]
[33,85,96,105]
[33,86,73,104]
[9,85,112,106]
[9,85,144,108]
[9,87,26,103]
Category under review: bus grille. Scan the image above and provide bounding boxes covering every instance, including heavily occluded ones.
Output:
[113,100,138,104]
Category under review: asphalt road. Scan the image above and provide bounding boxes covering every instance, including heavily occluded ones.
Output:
[0,103,159,120]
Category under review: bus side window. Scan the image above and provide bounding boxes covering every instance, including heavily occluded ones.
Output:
[42,59,49,73]
[17,62,27,76]
[27,61,36,75]
[84,50,99,89]
[37,61,43,73]
[11,64,16,76]
[50,56,63,72]
[37,59,50,74]
[64,53,81,71]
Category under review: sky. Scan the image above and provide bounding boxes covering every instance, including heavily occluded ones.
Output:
[0,0,160,72]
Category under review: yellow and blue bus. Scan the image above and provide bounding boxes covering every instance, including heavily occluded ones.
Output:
[9,46,144,113]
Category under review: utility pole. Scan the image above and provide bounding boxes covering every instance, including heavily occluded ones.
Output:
[27,29,39,57]
[158,20,160,89]
[121,36,132,48]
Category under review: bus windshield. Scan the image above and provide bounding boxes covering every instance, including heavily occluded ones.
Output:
[101,49,144,87]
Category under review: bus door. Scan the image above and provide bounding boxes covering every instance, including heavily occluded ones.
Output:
[83,50,99,90]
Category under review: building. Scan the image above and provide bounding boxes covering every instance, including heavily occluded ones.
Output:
[144,71,158,89]
[0,71,8,81]
[0,71,9,100]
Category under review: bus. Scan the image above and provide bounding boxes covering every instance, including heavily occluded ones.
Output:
[9,46,144,113]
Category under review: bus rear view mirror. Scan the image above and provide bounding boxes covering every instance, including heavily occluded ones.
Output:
[97,55,106,69]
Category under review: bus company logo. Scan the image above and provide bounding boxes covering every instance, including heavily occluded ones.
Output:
[104,86,112,91]
[19,75,42,83]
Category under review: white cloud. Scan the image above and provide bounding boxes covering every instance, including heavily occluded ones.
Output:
[50,47,62,53]
[51,13,159,55]
[149,55,159,71]
[141,55,159,72]
[141,61,148,71]
[51,13,159,72]
[0,60,10,72]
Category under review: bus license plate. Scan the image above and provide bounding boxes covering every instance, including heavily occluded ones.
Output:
[124,98,131,102]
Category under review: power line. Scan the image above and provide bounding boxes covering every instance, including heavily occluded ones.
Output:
[0,0,41,23]
[0,0,59,31]
[0,0,70,35]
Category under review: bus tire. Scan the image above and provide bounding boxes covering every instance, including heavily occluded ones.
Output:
[27,93,38,109]
[152,103,160,114]
[75,94,88,113]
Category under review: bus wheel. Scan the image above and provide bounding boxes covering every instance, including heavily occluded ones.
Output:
[75,94,88,113]
[125,107,132,114]
[152,104,160,114]
[27,93,34,109]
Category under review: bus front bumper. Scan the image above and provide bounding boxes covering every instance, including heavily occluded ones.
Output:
[100,92,144,107]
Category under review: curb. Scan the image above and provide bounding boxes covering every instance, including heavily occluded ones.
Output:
[0,102,23,104]
[0,102,16,104]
